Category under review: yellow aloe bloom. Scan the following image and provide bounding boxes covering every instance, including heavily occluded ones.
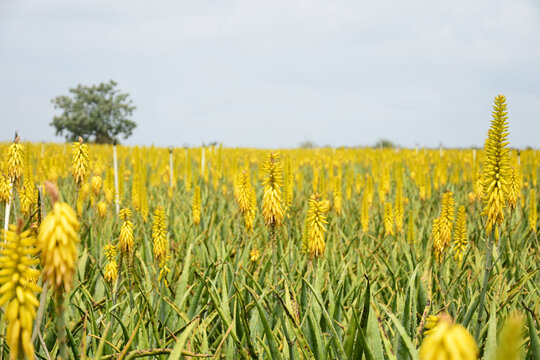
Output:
[432,191,455,262]
[361,193,369,233]
[262,152,284,228]
[91,175,102,197]
[333,175,343,216]
[407,214,415,243]
[303,193,330,258]
[383,202,394,236]
[244,188,257,233]
[38,202,79,292]
[103,244,118,284]
[506,167,521,210]
[118,208,134,256]
[529,189,537,233]
[420,314,478,360]
[5,137,24,184]
[152,205,168,263]
[394,185,404,234]
[422,315,439,336]
[235,170,253,215]
[496,312,524,360]
[158,254,171,286]
[0,175,12,204]
[97,201,107,218]
[453,205,468,264]
[0,225,41,360]
[481,94,510,236]
[72,137,89,187]
[250,248,260,262]
[192,186,202,225]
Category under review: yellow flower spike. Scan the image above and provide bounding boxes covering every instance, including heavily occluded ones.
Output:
[38,201,79,292]
[361,193,369,233]
[245,187,257,233]
[420,314,478,360]
[118,208,134,256]
[481,94,510,236]
[158,253,171,286]
[0,175,12,204]
[394,185,404,234]
[407,214,415,243]
[5,136,25,185]
[152,205,168,263]
[529,189,537,233]
[234,170,257,232]
[0,223,41,360]
[91,175,102,197]
[192,186,202,225]
[432,191,455,262]
[333,175,343,216]
[97,201,107,218]
[103,244,118,284]
[506,167,521,210]
[262,152,284,228]
[72,137,89,187]
[235,170,253,215]
[250,248,260,262]
[422,315,439,336]
[496,312,524,360]
[383,202,394,236]
[119,208,132,222]
[303,193,330,258]
[453,205,468,264]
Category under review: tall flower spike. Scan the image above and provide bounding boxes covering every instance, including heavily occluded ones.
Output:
[91,175,102,197]
[0,175,12,204]
[333,175,343,216]
[262,152,284,228]
[496,312,524,360]
[245,187,257,233]
[5,136,24,184]
[432,191,455,262]
[72,136,89,187]
[97,201,107,218]
[506,167,521,210]
[235,170,252,215]
[38,202,80,292]
[118,208,134,256]
[0,224,41,360]
[419,314,478,360]
[361,193,369,233]
[481,94,510,236]
[453,205,468,264]
[152,205,168,263]
[383,202,394,236]
[304,193,330,258]
[103,244,118,284]
[529,189,537,234]
[407,214,415,243]
[394,185,404,234]
[192,186,202,225]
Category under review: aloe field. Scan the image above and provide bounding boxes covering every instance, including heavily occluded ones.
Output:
[0,95,539,360]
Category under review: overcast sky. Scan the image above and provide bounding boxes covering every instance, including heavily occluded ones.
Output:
[1,0,539,148]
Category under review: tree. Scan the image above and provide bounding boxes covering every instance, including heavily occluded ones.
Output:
[374,138,396,149]
[51,80,137,144]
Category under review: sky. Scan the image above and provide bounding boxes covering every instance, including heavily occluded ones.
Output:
[1,0,539,148]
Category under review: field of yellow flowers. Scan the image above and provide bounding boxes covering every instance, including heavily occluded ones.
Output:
[0,95,539,359]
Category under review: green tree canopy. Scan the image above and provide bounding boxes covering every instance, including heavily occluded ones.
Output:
[51,80,137,144]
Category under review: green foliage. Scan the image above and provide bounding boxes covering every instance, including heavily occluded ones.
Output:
[1,145,538,359]
[50,80,136,144]
[374,139,396,149]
